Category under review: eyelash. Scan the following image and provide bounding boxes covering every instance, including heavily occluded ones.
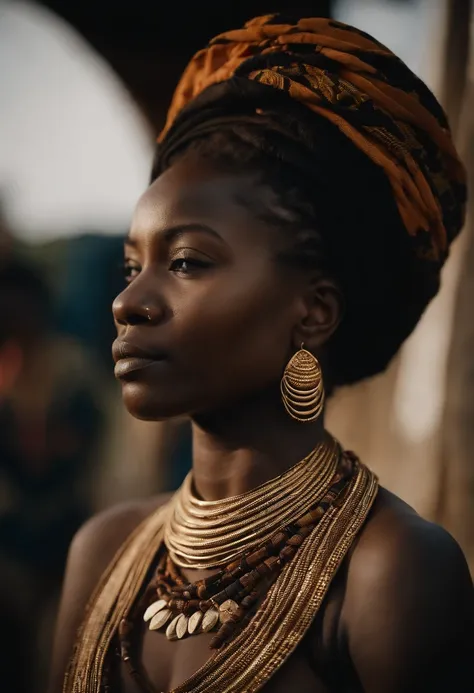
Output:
[121,256,211,283]
[122,262,139,283]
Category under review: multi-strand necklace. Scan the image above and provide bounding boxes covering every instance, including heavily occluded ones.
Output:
[117,437,359,689]
[164,436,339,569]
[64,435,378,693]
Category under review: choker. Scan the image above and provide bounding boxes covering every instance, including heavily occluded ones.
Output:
[163,436,340,570]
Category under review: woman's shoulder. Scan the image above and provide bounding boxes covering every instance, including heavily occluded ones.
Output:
[346,485,471,587]
[70,494,172,570]
[48,494,172,693]
[338,486,474,690]
[62,493,174,612]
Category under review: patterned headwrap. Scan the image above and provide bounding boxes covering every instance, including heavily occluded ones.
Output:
[159,14,466,266]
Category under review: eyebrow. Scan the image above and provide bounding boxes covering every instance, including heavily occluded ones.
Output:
[124,223,223,248]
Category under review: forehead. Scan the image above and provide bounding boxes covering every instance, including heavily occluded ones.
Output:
[130,157,286,244]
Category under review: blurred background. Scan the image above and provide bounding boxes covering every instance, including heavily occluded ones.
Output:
[0,0,472,690]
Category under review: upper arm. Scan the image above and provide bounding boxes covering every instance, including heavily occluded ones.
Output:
[343,516,474,693]
[47,499,158,693]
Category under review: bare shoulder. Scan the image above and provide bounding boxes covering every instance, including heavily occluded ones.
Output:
[48,494,172,693]
[340,486,474,692]
[69,494,171,573]
[345,486,472,593]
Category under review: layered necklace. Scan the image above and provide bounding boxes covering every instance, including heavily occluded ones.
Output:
[164,436,340,569]
[65,434,378,693]
[117,436,362,690]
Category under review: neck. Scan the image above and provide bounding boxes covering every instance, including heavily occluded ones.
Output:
[190,387,328,501]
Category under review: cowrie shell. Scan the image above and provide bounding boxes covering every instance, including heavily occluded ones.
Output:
[143,599,167,622]
[166,614,181,640]
[202,608,219,632]
[188,611,203,635]
[149,608,172,631]
[176,614,189,640]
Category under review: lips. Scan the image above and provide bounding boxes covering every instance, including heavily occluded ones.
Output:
[112,340,169,379]
[112,339,168,363]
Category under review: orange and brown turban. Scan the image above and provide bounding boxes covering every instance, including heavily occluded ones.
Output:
[159,14,466,267]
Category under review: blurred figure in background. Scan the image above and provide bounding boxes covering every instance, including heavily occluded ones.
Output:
[0,255,103,691]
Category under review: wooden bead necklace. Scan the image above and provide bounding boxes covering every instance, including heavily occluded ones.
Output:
[117,451,354,690]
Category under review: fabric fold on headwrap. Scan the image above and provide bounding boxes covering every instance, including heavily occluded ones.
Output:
[159,14,466,265]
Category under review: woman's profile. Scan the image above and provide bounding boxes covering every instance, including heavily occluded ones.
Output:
[50,14,474,693]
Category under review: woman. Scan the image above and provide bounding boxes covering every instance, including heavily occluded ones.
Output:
[50,14,474,693]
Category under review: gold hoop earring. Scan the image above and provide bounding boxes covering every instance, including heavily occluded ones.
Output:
[280,344,325,422]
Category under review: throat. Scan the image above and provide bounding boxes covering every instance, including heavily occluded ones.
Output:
[190,390,329,501]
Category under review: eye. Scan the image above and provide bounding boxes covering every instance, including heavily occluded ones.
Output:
[122,260,141,283]
[169,256,212,275]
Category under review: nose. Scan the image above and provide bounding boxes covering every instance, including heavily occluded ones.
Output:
[112,279,166,327]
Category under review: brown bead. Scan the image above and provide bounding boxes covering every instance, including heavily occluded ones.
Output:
[241,592,259,609]
[225,559,241,573]
[225,581,243,598]
[279,546,296,563]
[183,599,201,612]
[239,570,260,588]
[297,507,325,527]
[119,618,132,638]
[197,585,209,599]
[288,534,304,547]
[264,556,280,572]
[168,599,186,611]
[184,583,198,596]
[271,531,288,547]
[229,566,243,579]
[209,636,223,649]
[246,547,268,567]
[120,641,131,662]
[256,562,271,577]
[209,590,227,605]
[209,622,236,649]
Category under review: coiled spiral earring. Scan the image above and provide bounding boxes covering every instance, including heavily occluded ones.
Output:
[280,344,325,422]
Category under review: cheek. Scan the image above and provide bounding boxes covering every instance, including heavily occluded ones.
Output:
[175,269,295,390]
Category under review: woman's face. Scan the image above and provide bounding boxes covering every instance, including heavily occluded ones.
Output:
[112,155,327,421]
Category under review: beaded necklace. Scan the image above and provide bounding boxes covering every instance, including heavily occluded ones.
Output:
[117,451,354,691]
[64,445,378,693]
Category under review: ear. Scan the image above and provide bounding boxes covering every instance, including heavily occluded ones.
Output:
[292,277,344,352]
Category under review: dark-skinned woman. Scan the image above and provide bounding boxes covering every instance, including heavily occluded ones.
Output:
[50,14,474,693]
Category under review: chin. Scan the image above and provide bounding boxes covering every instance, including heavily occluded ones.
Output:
[121,381,191,421]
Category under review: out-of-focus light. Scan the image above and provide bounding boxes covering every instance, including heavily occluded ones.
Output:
[335,0,446,93]
[0,0,153,241]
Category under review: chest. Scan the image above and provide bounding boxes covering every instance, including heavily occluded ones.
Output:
[117,629,331,693]
[114,577,346,693]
